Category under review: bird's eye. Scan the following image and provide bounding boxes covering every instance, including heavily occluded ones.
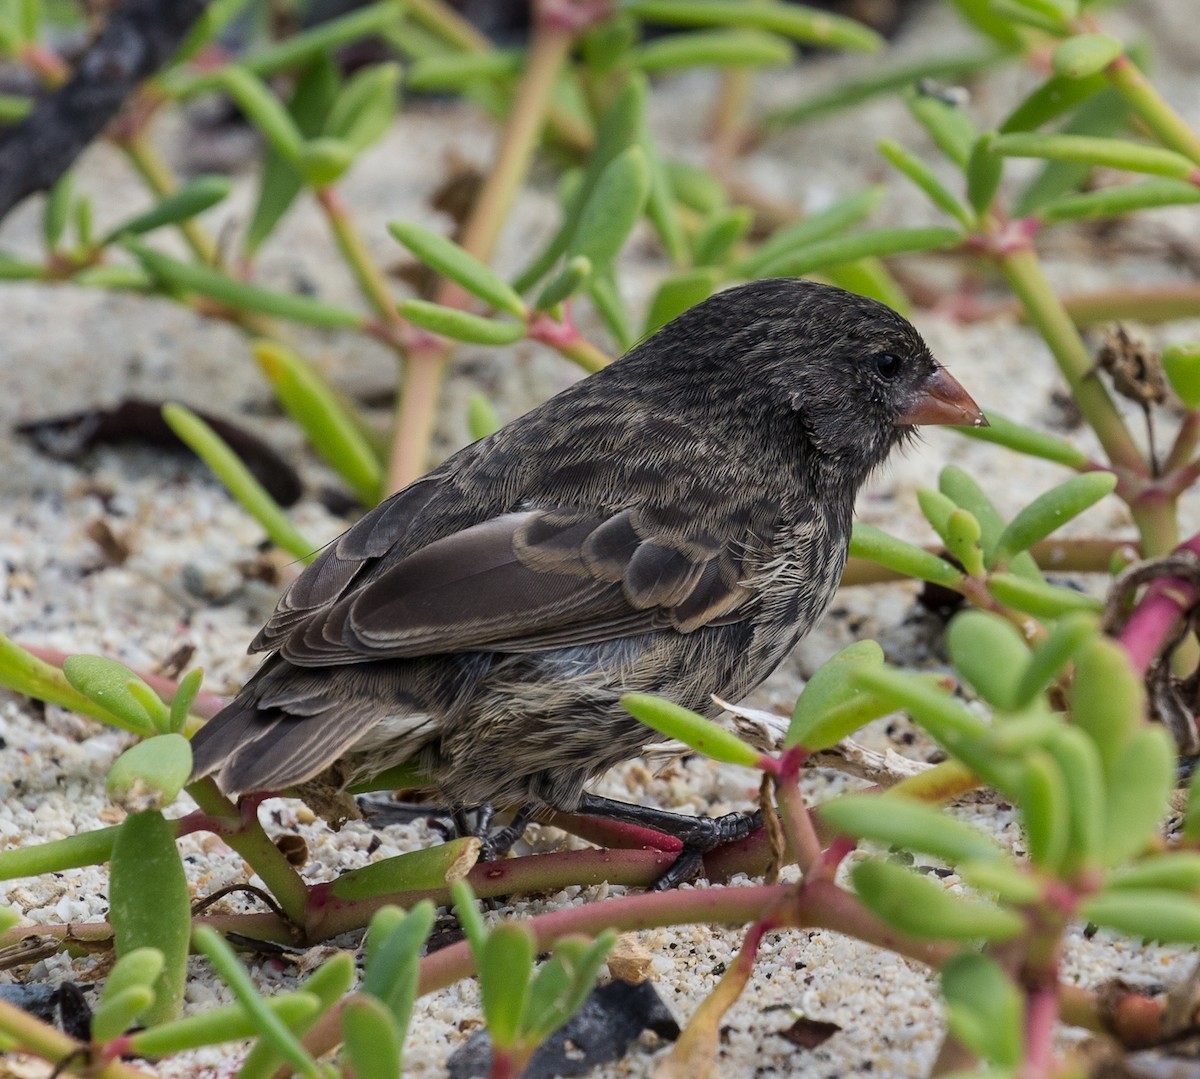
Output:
[873,353,902,379]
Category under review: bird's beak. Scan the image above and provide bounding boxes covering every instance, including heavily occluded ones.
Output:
[897,367,987,428]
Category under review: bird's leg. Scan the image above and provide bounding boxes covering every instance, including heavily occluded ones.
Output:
[453,803,537,861]
[574,792,762,891]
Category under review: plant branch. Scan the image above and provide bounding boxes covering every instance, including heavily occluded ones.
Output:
[997,245,1145,476]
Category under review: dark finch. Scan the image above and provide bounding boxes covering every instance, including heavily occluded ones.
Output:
[190,278,984,882]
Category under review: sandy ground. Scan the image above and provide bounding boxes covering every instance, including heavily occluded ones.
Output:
[3,1,1200,1075]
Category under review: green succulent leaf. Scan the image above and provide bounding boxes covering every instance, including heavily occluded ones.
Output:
[1051,33,1124,79]
[941,954,1024,1067]
[990,472,1118,568]
[1082,889,1200,944]
[399,299,526,345]
[850,523,963,588]
[1100,726,1174,867]
[852,858,1024,940]
[110,811,190,1025]
[623,694,768,769]
[820,793,1004,864]
[946,611,1029,711]
[388,221,526,318]
[787,639,885,750]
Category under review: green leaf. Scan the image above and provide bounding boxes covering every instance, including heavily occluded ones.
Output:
[989,0,1075,33]
[917,488,958,540]
[965,132,1003,215]
[878,140,972,227]
[663,158,728,214]
[850,667,986,745]
[625,0,882,51]
[622,694,767,769]
[107,734,193,813]
[587,271,633,351]
[533,255,592,312]
[946,611,1029,711]
[958,860,1041,905]
[126,240,363,327]
[1069,635,1144,775]
[162,403,316,562]
[524,931,616,1042]
[467,393,500,440]
[515,76,647,292]
[103,176,233,245]
[941,955,1024,1067]
[127,993,319,1057]
[1052,33,1123,79]
[566,145,651,271]
[759,49,1006,132]
[172,1,405,91]
[1164,343,1200,409]
[360,901,434,1037]
[1045,726,1105,873]
[1039,178,1200,225]
[296,136,355,187]
[939,467,1038,580]
[849,523,963,588]
[953,411,1090,468]
[91,986,156,1043]
[1012,84,1132,217]
[62,655,164,737]
[388,221,525,318]
[94,949,164,1038]
[692,205,753,266]
[193,927,322,1078]
[734,186,883,278]
[630,28,793,72]
[244,56,338,256]
[642,268,720,336]
[820,794,1003,864]
[1018,750,1070,872]
[331,840,480,901]
[907,85,978,170]
[253,341,382,507]
[991,133,1199,182]
[1100,726,1174,867]
[343,996,403,1079]
[851,859,1024,940]
[945,509,985,578]
[990,472,1117,567]
[480,925,534,1048]
[1012,612,1097,707]
[1001,72,1108,135]
[1082,889,1200,944]
[1107,852,1200,892]
[42,172,72,250]
[324,62,400,152]
[787,639,885,750]
[399,298,526,345]
[406,49,522,92]
[110,811,190,1024]
[215,66,304,162]
[756,225,962,278]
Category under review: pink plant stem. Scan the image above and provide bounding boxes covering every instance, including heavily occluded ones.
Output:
[1117,533,1200,677]
[1020,984,1060,1079]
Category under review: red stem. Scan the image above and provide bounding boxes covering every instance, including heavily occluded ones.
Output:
[1117,533,1200,677]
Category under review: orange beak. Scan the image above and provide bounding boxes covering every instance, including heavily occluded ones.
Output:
[897,366,987,427]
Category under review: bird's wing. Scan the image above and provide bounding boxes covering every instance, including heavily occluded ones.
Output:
[269,505,756,666]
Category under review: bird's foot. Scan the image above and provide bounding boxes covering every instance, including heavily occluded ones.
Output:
[454,804,537,862]
[574,792,763,890]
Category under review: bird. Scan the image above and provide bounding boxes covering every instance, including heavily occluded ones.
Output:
[190,277,985,886]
